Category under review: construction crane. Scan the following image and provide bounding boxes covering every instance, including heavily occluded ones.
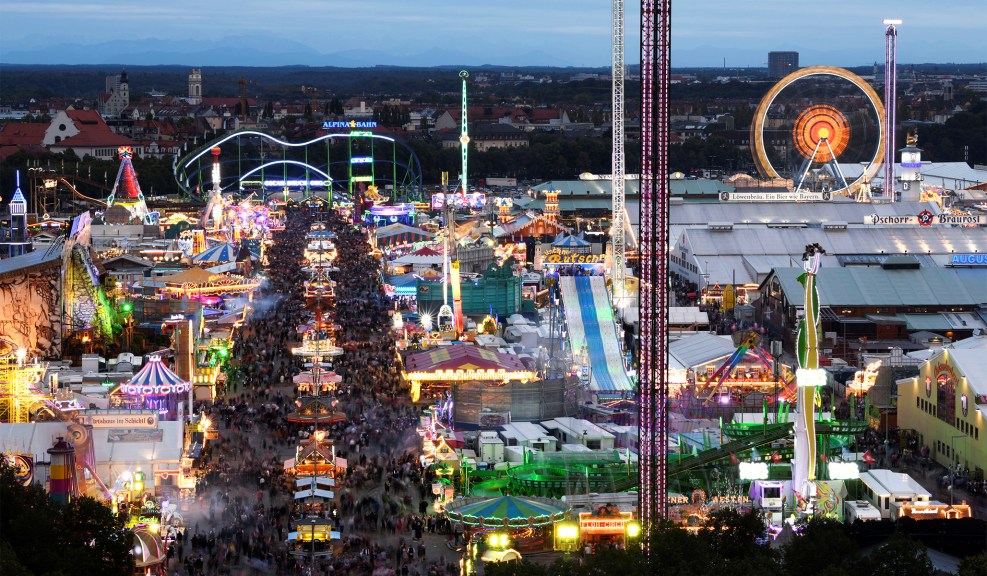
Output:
[207,76,257,123]
[301,86,320,117]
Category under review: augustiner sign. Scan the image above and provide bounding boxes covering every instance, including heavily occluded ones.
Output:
[542,249,604,265]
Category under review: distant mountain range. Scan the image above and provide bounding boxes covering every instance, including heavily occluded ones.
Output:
[1,34,599,68]
[1,33,982,69]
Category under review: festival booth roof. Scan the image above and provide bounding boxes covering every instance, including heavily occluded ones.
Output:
[192,242,249,263]
[444,495,569,528]
[384,273,420,294]
[293,371,343,385]
[296,476,335,488]
[132,528,167,569]
[0,421,184,489]
[403,345,534,382]
[552,232,591,248]
[294,488,334,500]
[373,223,434,247]
[287,396,347,424]
[391,245,444,266]
[120,356,189,395]
[160,266,216,286]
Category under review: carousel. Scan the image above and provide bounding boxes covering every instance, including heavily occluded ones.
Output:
[110,356,190,420]
[443,495,570,557]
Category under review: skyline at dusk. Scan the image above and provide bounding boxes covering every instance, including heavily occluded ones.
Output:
[1,0,984,67]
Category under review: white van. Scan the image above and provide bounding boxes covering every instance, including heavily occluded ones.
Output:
[844,500,882,522]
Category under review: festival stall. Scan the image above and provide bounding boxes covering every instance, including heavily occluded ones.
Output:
[372,223,435,248]
[111,356,190,420]
[292,370,343,395]
[401,344,537,403]
[444,495,569,555]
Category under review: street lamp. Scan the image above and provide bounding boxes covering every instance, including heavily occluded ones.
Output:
[554,522,579,558]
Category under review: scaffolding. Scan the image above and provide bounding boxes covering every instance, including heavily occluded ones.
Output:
[0,356,48,423]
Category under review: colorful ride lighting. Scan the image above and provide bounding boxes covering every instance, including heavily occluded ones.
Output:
[626,521,642,539]
[828,462,860,480]
[796,368,827,387]
[739,462,770,480]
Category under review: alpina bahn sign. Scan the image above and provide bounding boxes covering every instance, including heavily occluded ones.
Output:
[865,212,985,226]
[322,121,377,129]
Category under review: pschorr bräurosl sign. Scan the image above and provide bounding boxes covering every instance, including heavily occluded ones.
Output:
[865,212,985,226]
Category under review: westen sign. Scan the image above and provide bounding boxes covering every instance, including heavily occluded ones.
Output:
[322,120,377,129]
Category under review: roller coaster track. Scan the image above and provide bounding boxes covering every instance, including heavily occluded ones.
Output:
[51,176,108,208]
[669,419,869,476]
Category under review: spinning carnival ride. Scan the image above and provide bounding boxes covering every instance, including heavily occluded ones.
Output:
[751,66,886,200]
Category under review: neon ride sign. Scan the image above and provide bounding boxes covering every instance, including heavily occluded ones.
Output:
[323,120,377,129]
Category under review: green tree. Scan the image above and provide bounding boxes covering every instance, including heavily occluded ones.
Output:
[958,552,987,576]
[855,532,939,576]
[782,517,858,576]
[0,459,134,576]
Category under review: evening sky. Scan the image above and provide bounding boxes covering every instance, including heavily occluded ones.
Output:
[0,0,983,67]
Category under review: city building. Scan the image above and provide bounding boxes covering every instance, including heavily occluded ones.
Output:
[188,68,202,105]
[897,346,986,476]
[768,51,799,79]
[99,70,130,118]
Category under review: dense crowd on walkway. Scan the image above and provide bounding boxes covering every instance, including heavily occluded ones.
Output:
[171,207,459,576]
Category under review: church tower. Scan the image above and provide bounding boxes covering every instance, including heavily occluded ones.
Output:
[188,68,202,105]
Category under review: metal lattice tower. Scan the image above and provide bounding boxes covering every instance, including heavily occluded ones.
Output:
[611,0,626,305]
[639,0,671,534]
[459,70,470,198]
[0,356,48,423]
[883,20,900,202]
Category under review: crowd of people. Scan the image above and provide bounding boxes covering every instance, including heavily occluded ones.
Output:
[172,207,460,576]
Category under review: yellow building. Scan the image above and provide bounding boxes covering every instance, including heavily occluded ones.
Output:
[897,348,986,477]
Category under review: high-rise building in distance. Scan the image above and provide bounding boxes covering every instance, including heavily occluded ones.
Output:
[768,51,799,79]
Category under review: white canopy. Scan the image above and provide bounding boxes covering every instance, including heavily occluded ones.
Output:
[296,476,335,487]
[294,488,335,500]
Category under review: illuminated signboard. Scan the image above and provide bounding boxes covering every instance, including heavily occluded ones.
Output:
[90,413,158,429]
[949,254,987,266]
[578,512,633,534]
[865,213,985,226]
[260,179,330,188]
[721,191,827,202]
[350,157,373,164]
[323,120,377,129]
[431,192,486,210]
[542,248,604,265]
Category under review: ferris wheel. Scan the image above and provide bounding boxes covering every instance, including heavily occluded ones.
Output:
[751,66,886,200]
